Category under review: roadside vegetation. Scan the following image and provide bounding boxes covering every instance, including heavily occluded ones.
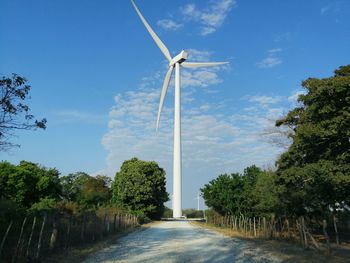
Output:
[200,65,350,256]
[0,158,168,262]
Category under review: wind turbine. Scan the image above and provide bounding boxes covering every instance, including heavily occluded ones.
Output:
[131,0,228,218]
[195,192,200,211]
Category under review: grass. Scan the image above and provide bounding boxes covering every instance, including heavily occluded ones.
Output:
[41,222,157,263]
[192,221,350,263]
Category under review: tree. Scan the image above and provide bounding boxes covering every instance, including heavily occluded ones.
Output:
[60,172,111,208]
[60,172,90,202]
[0,74,46,150]
[275,65,350,217]
[0,161,61,208]
[251,170,280,217]
[79,175,111,208]
[201,173,244,216]
[112,158,169,219]
[201,166,282,217]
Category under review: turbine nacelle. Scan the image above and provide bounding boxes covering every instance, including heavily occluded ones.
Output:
[169,50,189,66]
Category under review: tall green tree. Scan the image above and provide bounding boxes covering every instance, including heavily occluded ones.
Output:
[0,74,47,150]
[0,161,61,208]
[112,158,169,219]
[201,173,243,215]
[201,166,277,217]
[276,65,350,217]
[60,172,111,208]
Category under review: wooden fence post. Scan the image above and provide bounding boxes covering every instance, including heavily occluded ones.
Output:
[13,216,28,263]
[49,216,58,250]
[0,220,13,259]
[296,218,304,249]
[323,220,331,255]
[81,212,86,241]
[333,215,339,246]
[253,217,256,237]
[301,217,308,248]
[65,215,72,249]
[26,216,37,258]
[35,212,47,260]
[249,218,252,236]
[113,214,117,232]
[286,219,290,239]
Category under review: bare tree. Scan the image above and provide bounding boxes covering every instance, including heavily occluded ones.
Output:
[0,74,46,150]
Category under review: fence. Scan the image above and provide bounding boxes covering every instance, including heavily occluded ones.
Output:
[0,209,138,262]
[206,214,349,254]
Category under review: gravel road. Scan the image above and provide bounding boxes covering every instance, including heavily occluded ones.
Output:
[83,221,282,263]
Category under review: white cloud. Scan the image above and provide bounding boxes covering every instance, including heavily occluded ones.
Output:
[100,50,296,208]
[287,90,306,104]
[54,110,106,124]
[247,95,282,107]
[320,6,330,15]
[157,19,183,31]
[267,48,283,54]
[256,57,282,68]
[186,49,212,61]
[274,32,293,42]
[181,0,236,36]
[256,48,283,69]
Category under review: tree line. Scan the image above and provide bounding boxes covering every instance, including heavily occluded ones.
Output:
[0,158,168,261]
[0,158,168,222]
[201,65,350,242]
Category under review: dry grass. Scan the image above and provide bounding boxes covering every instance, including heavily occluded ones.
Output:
[192,221,350,263]
[42,222,158,263]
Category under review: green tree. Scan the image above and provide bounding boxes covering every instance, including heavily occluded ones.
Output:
[60,172,111,208]
[276,65,350,217]
[0,161,61,208]
[201,173,243,216]
[60,172,90,202]
[251,170,280,217]
[112,158,169,220]
[201,166,281,217]
[0,74,47,150]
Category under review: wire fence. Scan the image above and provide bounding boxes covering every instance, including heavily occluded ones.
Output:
[0,208,138,262]
[206,213,350,254]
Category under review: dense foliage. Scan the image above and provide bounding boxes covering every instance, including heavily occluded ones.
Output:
[201,166,279,217]
[112,158,169,220]
[276,65,350,217]
[0,157,168,222]
[202,65,350,220]
[0,74,46,150]
[0,161,60,208]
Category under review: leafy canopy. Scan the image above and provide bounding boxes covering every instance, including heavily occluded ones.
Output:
[112,158,169,219]
[276,65,350,217]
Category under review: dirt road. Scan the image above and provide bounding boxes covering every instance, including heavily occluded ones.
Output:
[83,221,282,263]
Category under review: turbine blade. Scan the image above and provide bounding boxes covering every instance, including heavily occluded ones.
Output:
[157,66,174,130]
[182,61,229,68]
[131,0,172,62]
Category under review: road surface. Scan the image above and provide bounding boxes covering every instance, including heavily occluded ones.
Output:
[83,221,282,263]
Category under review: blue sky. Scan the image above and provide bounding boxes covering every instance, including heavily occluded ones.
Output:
[1,0,349,208]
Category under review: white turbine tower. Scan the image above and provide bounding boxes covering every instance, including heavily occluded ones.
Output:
[131,0,228,218]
